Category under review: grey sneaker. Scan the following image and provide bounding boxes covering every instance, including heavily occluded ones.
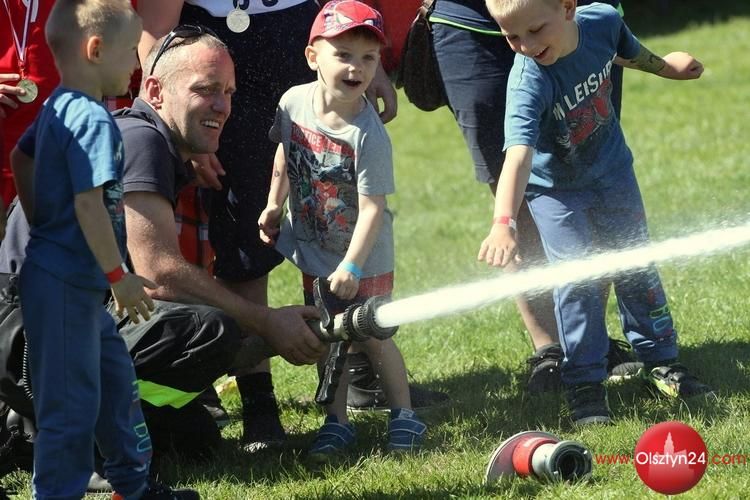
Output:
[565,382,612,426]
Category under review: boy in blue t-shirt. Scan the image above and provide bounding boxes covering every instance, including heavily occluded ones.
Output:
[480,0,713,425]
[10,1,196,498]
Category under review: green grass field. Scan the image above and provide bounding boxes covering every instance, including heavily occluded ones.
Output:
[4,6,750,500]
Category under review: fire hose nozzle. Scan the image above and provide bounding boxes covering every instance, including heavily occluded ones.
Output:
[305,278,398,343]
[485,431,593,484]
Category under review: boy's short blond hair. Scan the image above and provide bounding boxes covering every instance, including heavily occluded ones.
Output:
[46,0,138,59]
[486,0,561,19]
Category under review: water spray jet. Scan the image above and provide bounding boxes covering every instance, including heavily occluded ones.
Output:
[305,222,750,339]
[375,221,750,329]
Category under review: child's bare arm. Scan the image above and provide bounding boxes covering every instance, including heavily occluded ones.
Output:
[258,143,289,246]
[74,187,156,322]
[328,193,386,300]
[616,44,703,80]
[478,145,533,267]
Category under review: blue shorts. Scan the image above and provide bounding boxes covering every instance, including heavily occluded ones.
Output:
[181,1,319,282]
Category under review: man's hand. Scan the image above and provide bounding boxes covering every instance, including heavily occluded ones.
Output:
[366,63,398,124]
[0,73,22,118]
[257,204,283,246]
[190,153,225,190]
[478,224,520,267]
[261,305,326,365]
[659,52,704,80]
[111,273,157,323]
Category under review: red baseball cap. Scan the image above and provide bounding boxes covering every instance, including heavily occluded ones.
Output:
[308,0,387,45]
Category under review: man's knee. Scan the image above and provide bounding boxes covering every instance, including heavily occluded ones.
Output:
[128,302,242,393]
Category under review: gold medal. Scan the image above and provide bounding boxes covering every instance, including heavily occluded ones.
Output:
[226,8,250,33]
[16,78,38,103]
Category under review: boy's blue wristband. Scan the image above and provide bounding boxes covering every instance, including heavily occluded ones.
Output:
[338,261,363,280]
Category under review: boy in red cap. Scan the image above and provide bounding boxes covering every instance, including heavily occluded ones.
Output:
[259,0,426,459]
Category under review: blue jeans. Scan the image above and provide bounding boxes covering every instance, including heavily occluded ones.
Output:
[20,262,151,499]
[527,167,678,386]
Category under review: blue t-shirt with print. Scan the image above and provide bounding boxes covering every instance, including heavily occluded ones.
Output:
[19,87,126,290]
[503,4,640,192]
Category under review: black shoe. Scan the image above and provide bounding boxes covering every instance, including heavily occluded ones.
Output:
[606,338,644,381]
[241,393,287,453]
[0,409,34,478]
[642,362,715,399]
[141,401,221,461]
[346,352,449,411]
[113,479,200,500]
[525,343,563,394]
[565,382,612,426]
[195,387,230,429]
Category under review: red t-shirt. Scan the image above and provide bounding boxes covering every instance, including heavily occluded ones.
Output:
[1,0,58,205]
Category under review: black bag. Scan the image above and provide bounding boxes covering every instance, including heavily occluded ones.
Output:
[0,273,33,419]
[395,0,447,112]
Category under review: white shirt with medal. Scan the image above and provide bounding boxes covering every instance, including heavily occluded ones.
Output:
[185,0,309,17]
[186,0,311,33]
[2,0,39,102]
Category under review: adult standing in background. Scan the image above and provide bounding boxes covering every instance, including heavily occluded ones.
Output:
[137,0,401,452]
[429,0,633,392]
[1,0,58,234]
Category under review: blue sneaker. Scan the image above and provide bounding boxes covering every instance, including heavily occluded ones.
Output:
[309,415,356,460]
[388,408,426,452]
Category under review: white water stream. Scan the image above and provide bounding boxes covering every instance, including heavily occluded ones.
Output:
[375,222,750,329]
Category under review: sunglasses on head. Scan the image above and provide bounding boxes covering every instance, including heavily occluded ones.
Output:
[148,24,219,76]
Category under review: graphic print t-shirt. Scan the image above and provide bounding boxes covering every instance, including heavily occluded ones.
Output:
[503,4,640,191]
[19,88,126,290]
[270,82,395,278]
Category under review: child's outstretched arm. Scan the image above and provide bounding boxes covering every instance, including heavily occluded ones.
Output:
[328,193,386,300]
[616,44,703,80]
[75,187,156,323]
[258,143,289,246]
[478,145,533,267]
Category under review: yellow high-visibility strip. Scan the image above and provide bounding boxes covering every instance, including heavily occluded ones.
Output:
[137,380,200,409]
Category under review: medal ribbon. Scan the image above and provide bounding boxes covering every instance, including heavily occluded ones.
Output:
[2,0,33,75]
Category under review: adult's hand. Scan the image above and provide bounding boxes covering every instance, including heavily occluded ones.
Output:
[0,74,22,118]
[190,153,225,190]
[366,63,398,124]
[260,305,326,365]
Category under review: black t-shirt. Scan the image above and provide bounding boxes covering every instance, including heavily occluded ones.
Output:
[114,98,193,206]
[0,100,193,273]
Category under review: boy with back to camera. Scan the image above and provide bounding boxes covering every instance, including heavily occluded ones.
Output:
[259,0,426,458]
[10,0,197,497]
[480,0,713,425]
